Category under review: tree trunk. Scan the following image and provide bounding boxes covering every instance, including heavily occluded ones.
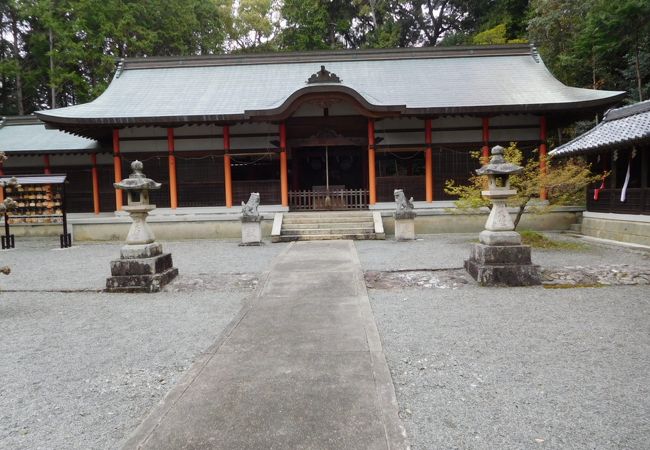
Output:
[513,197,532,230]
[11,16,24,115]
[591,47,597,90]
[635,36,643,101]
[49,28,56,109]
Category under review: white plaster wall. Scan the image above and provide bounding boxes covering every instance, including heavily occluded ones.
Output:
[490,127,539,144]
[432,116,482,128]
[490,114,539,126]
[3,154,44,168]
[378,117,424,129]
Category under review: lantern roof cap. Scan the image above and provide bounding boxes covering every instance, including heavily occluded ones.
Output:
[114,160,161,191]
[476,145,523,176]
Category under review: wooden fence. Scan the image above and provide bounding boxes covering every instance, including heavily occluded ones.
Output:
[289,189,369,211]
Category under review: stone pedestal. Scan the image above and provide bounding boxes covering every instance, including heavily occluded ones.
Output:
[394,207,416,241]
[240,217,262,246]
[394,218,415,241]
[106,242,178,293]
[464,242,541,286]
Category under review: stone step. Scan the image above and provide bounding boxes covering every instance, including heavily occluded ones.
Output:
[282,216,374,224]
[284,212,372,219]
[282,221,374,230]
[570,223,582,233]
[281,227,374,236]
[273,233,380,242]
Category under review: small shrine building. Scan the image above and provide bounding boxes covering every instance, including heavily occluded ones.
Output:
[550,100,650,245]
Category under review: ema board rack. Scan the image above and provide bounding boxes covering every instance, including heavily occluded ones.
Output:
[1,174,72,249]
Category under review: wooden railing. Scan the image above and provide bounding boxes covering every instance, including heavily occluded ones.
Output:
[586,188,650,214]
[289,189,369,210]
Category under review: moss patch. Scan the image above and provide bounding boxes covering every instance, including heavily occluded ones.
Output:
[520,230,585,250]
[543,283,603,289]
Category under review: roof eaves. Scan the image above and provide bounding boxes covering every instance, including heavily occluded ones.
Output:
[36,91,626,129]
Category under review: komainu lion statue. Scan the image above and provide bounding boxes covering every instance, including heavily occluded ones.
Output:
[241,192,261,221]
[393,189,416,219]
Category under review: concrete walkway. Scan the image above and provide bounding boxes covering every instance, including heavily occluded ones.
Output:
[124,240,407,449]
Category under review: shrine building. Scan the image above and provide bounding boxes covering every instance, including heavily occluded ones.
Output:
[1,44,624,218]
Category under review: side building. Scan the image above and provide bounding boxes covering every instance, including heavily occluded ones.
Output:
[549,100,650,246]
[3,45,623,217]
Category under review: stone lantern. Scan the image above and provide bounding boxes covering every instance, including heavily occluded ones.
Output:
[106,160,178,292]
[464,146,540,286]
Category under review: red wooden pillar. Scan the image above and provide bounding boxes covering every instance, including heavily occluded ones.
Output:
[223,125,233,208]
[481,117,490,163]
[91,153,100,214]
[167,128,178,209]
[43,155,52,174]
[112,129,123,211]
[279,122,288,207]
[539,115,548,200]
[368,119,376,205]
[425,118,433,202]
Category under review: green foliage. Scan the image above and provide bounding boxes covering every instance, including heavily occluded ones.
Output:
[444,143,602,229]
[528,0,650,101]
[472,24,527,45]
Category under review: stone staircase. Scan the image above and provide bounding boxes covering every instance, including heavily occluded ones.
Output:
[569,213,583,233]
[271,211,385,242]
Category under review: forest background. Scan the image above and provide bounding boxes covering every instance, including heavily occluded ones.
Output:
[0,0,648,118]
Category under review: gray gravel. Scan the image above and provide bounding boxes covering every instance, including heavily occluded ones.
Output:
[355,232,650,271]
[0,238,289,291]
[0,237,289,449]
[0,290,246,450]
[361,234,650,449]
[369,285,650,449]
[2,233,649,449]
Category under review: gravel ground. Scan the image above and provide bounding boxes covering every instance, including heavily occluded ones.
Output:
[2,233,649,449]
[0,238,289,449]
[0,238,289,291]
[361,234,650,449]
[369,286,650,449]
[355,232,650,271]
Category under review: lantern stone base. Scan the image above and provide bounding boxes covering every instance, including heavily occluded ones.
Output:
[240,220,262,246]
[394,218,415,241]
[464,243,541,286]
[479,230,521,246]
[106,245,178,293]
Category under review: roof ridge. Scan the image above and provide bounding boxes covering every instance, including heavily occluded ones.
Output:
[120,44,534,70]
[604,99,650,121]
[0,115,43,127]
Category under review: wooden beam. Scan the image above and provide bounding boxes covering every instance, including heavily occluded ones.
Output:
[112,129,123,211]
[280,122,288,207]
[368,119,376,205]
[223,125,233,208]
[167,128,178,209]
[425,118,433,202]
[91,153,100,214]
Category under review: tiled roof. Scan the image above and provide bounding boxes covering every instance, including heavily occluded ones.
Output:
[549,100,650,157]
[36,44,624,131]
[0,116,99,154]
